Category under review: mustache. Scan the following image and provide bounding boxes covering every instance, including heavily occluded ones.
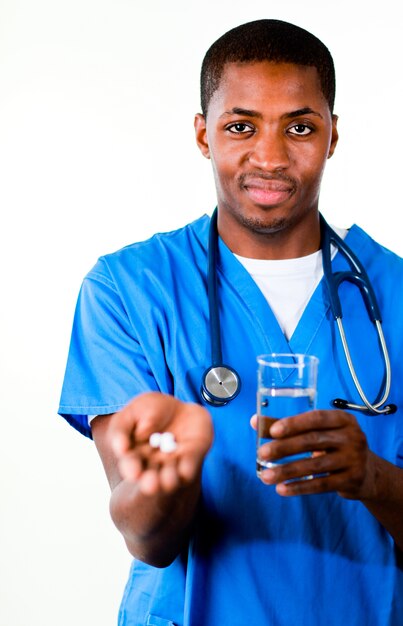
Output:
[238,171,297,190]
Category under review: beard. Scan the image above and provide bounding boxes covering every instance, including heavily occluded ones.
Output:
[234,211,289,236]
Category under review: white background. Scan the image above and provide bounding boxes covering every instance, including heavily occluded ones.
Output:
[1,1,402,625]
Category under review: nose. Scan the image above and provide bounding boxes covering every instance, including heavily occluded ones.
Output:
[248,129,290,171]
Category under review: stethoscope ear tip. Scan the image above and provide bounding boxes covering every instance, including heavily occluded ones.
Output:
[332,398,397,415]
[384,404,398,415]
[332,398,349,410]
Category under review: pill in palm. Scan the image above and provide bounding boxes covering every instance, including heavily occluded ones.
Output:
[159,432,177,453]
[149,432,162,448]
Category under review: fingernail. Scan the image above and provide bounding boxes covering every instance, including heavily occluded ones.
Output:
[270,422,283,436]
[260,469,275,482]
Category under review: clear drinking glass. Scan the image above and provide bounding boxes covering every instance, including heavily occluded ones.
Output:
[256,353,319,477]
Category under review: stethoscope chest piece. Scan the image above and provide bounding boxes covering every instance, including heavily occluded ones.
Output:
[201,365,241,406]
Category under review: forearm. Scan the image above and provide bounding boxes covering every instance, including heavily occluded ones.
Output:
[360,453,403,552]
[91,397,213,566]
[110,473,201,567]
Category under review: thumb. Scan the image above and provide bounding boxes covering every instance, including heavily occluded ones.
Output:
[250,414,257,431]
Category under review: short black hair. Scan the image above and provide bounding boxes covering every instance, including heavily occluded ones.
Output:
[200,19,336,116]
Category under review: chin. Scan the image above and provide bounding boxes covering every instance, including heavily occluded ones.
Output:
[237,211,289,236]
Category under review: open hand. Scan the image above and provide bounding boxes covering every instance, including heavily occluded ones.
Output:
[109,392,213,496]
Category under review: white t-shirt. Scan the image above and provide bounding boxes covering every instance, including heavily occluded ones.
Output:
[234,226,347,340]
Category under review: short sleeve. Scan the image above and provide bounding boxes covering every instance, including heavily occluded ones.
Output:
[58,264,160,438]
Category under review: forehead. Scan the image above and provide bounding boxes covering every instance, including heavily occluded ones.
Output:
[209,61,327,115]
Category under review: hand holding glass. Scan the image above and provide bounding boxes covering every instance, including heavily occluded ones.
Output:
[256,354,319,477]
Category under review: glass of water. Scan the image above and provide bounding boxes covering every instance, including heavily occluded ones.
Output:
[256,353,319,477]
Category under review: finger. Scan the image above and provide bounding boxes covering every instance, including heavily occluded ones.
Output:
[117,439,167,481]
[259,450,351,487]
[138,468,161,495]
[276,473,337,496]
[159,463,181,492]
[110,392,179,456]
[133,394,180,440]
[118,453,143,482]
[259,429,350,462]
[275,468,356,497]
[177,448,205,483]
[269,409,356,438]
[111,428,134,457]
[250,414,257,430]
[312,450,326,458]
[174,403,214,451]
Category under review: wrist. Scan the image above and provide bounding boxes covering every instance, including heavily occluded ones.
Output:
[358,452,386,504]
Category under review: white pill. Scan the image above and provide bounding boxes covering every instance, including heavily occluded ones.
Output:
[160,431,175,443]
[159,432,177,453]
[149,432,162,448]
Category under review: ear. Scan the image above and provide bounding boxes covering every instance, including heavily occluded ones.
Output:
[194,113,210,159]
[327,114,339,159]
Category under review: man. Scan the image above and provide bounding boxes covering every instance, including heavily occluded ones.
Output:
[59,19,403,626]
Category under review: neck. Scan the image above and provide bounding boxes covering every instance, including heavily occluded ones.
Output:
[217,209,321,260]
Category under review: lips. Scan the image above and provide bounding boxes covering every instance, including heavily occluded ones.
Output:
[242,176,295,207]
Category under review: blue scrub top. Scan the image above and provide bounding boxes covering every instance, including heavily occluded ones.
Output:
[59,214,403,626]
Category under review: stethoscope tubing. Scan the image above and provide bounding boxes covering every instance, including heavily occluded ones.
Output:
[320,214,395,414]
[334,318,393,414]
[201,210,241,406]
[207,209,223,367]
[201,210,396,415]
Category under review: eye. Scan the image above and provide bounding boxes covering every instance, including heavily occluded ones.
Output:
[226,122,254,134]
[288,124,313,136]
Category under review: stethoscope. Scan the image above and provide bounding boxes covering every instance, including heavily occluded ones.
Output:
[200,209,397,415]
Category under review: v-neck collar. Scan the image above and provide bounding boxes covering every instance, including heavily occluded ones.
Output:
[213,223,371,355]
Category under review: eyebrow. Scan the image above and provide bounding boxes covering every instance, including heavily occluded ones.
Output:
[219,106,323,120]
[284,107,323,120]
[220,107,263,119]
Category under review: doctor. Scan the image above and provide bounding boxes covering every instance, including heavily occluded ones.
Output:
[59,19,403,626]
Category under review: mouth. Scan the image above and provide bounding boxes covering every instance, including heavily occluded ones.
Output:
[242,176,295,207]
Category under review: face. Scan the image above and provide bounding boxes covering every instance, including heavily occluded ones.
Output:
[195,61,338,258]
